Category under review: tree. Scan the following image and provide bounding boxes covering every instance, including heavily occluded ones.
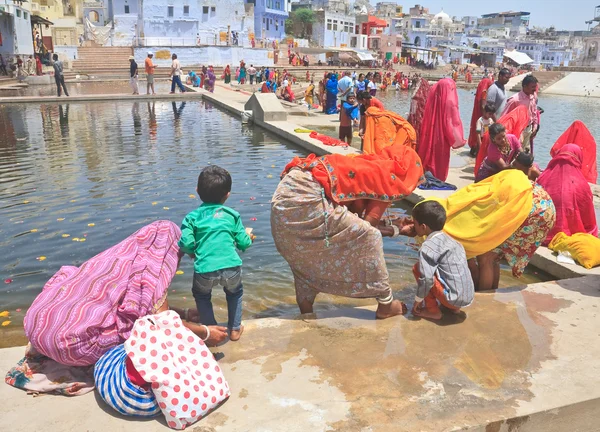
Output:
[287,8,315,39]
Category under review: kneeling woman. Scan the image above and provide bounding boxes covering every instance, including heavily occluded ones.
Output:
[271,144,424,319]
[428,170,555,291]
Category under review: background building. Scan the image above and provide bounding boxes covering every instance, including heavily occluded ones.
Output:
[0,0,34,56]
[251,0,288,41]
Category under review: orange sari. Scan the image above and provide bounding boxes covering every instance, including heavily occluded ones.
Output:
[362,107,417,155]
[475,105,530,176]
[282,144,424,204]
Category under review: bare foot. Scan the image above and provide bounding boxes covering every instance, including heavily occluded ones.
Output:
[297,299,314,314]
[376,299,407,319]
[440,305,461,315]
[229,325,244,341]
[412,303,442,320]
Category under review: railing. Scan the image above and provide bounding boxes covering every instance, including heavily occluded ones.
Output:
[134,36,282,49]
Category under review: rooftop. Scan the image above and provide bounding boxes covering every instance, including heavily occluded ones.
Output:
[481,11,531,18]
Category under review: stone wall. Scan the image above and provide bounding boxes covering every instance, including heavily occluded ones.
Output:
[133,46,274,67]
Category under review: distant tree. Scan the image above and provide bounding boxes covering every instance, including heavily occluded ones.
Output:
[288,8,315,39]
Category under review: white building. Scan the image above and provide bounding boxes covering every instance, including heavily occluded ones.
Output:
[312,9,355,47]
[0,0,33,56]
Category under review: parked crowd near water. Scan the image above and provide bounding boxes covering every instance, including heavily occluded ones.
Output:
[3,57,599,430]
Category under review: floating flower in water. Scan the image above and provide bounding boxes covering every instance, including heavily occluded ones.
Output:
[240,200,244,203]
[57,218,65,221]
[163,207,170,210]
[151,202,158,205]
[87,223,95,227]
[16,309,21,312]
[183,297,187,300]
[62,234,70,238]
[30,229,38,233]
[37,256,47,261]
[70,200,76,203]
[0,311,9,317]
[83,234,87,237]
[23,200,30,204]
[176,270,184,275]
[4,279,12,284]
[79,238,86,242]
[271,165,276,168]
[250,197,256,200]
[189,194,196,199]
[1,321,10,327]
[267,174,273,178]
[72,237,80,242]
[250,217,257,221]
[130,187,135,190]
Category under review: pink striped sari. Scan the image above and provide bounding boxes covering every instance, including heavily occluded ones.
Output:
[24,220,181,366]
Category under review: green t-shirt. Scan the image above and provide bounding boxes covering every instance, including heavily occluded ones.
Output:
[178,203,252,274]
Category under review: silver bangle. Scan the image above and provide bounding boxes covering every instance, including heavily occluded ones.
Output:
[391,225,400,238]
[200,325,210,342]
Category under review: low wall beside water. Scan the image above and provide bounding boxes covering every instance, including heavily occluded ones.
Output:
[544,72,600,98]
[133,46,274,68]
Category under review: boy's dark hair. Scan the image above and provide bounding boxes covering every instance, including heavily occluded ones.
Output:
[197,165,232,203]
[515,151,534,167]
[53,53,58,61]
[357,90,372,101]
[522,75,539,87]
[483,102,495,113]
[412,201,446,232]
[499,68,511,77]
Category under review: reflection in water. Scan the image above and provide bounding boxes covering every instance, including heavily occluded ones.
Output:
[0,100,549,342]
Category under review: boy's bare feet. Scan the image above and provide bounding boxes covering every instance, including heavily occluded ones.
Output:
[230,325,244,341]
[412,302,442,320]
[376,299,407,319]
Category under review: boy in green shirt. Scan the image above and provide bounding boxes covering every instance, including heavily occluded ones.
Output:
[179,166,254,341]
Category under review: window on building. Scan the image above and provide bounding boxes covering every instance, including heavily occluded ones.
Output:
[183,5,189,15]
[396,40,401,47]
[24,11,28,19]
[124,5,130,13]
[168,6,174,17]
[203,6,208,14]
[275,1,280,9]
[344,23,348,32]
[210,6,215,15]
[267,0,272,8]
[16,8,21,18]
[327,19,332,30]
[415,21,420,28]
[275,20,279,30]
[333,19,337,31]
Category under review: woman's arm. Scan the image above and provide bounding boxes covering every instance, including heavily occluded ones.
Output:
[158,301,228,346]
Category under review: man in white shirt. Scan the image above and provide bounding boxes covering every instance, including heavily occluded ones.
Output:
[247,64,257,84]
[169,53,185,94]
[337,71,354,103]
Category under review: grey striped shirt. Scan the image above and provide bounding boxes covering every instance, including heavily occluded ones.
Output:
[416,231,474,308]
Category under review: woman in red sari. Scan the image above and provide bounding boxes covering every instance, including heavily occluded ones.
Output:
[537,144,597,245]
[271,144,424,319]
[475,105,529,176]
[417,78,465,181]
[551,120,597,184]
[467,77,493,155]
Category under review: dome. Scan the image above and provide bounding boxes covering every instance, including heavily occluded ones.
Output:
[434,10,452,24]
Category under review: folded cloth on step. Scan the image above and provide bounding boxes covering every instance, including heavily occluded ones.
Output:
[294,128,313,133]
[418,171,457,190]
[548,232,600,269]
[309,131,349,147]
[5,343,95,396]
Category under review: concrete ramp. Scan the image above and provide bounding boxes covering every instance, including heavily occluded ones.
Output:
[244,93,288,122]
[544,72,600,98]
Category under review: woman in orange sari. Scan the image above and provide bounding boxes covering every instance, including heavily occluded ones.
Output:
[475,105,529,177]
[467,77,493,155]
[271,144,424,319]
[362,107,416,154]
[551,120,597,184]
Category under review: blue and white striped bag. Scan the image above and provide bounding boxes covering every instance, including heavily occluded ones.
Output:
[94,344,160,417]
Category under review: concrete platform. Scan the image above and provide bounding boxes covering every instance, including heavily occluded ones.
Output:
[0,92,202,105]
[2,276,600,432]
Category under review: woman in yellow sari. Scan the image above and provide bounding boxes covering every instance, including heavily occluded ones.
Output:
[304,80,315,106]
[404,171,555,290]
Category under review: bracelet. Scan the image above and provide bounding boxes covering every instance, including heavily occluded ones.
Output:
[391,225,400,238]
[200,325,210,342]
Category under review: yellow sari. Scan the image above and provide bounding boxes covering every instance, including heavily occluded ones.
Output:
[421,170,533,259]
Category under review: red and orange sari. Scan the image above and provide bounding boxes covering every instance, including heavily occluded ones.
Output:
[362,107,416,155]
[551,121,597,184]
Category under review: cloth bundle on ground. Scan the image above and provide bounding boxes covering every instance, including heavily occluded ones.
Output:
[549,232,600,269]
[362,107,416,155]
[418,171,457,190]
[24,220,180,367]
[475,105,530,176]
[309,130,348,147]
[467,78,493,149]
[426,170,533,259]
[417,78,466,181]
[282,144,424,204]
[95,310,230,430]
[407,78,430,144]
[551,120,597,184]
[537,143,598,246]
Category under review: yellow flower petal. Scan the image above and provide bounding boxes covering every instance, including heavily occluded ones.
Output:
[31,228,38,233]
[2,321,11,326]
[79,238,86,242]
[37,256,46,261]
[189,194,196,199]
[176,270,184,275]
[72,237,80,241]
[0,311,9,318]
[57,218,65,221]
[271,165,276,168]
[163,207,170,210]
[23,200,30,204]
[151,202,158,205]
[87,223,95,227]
[70,200,76,203]
[62,234,70,238]
[267,174,273,178]
[129,187,135,190]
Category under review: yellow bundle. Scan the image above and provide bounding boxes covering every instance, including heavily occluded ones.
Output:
[548,232,600,269]
[423,170,533,259]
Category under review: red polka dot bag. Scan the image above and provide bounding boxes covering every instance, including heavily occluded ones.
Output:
[124,310,230,430]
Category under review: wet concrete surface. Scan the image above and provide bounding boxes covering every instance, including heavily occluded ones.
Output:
[2,276,599,432]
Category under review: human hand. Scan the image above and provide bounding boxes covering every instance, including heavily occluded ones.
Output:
[246,227,256,241]
[206,326,228,346]
[393,217,416,237]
